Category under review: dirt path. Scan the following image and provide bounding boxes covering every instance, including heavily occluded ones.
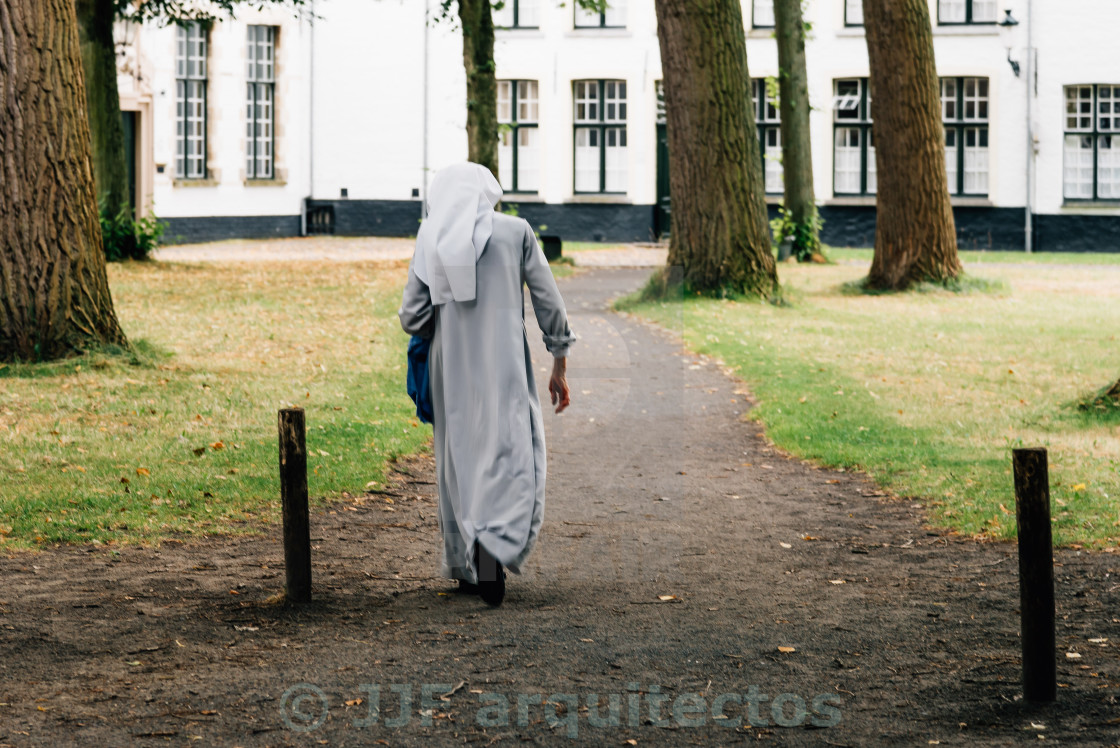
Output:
[1,269,1117,747]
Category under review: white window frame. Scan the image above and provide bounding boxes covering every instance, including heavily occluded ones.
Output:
[1064,85,1120,201]
[573,79,628,194]
[575,0,627,28]
[844,0,863,26]
[494,0,540,29]
[498,79,540,193]
[938,0,997,25]
[175,22,208,180]
[751,78,783,194]
[246,25,276,180]
[752,0,775,28]
[941,77,989,196]
[832,78,875,196]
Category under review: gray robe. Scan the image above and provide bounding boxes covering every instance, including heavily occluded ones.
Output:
[398,213,576,583]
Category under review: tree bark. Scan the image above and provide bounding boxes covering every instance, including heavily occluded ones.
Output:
[75,0,130,216]
[457,0,498,177]
[863,0,961,289]
[773,0,818,259]
[0,0,127,361]
[654,0,777,297]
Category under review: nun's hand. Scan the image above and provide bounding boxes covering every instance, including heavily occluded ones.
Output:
[549,357,570,414]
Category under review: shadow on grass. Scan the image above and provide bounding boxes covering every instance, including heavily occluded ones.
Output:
[1072,379,1120,424]
[0,339,174,379]
[613,267,790,310]
[839,274,1010,296]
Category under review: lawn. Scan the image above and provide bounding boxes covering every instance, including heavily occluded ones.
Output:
[620,255,1120,549]
[0,260,429,549]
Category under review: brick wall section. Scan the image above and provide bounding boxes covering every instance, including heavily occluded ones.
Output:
[161,215,301,245]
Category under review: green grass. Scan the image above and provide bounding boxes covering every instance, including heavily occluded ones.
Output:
[826,246,1120,265]
[560,241,635,253]
[549,259,579,279]
[0,260,429,549]
[619,257,1120,549]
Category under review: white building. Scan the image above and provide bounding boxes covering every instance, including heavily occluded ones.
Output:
[118,0,1120,252]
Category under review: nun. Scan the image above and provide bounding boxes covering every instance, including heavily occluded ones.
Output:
[398,162,576,607]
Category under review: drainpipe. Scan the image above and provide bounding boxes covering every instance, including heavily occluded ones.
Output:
[302,0,316,236]
[422,0,430,217]
[1024,0,1033,253]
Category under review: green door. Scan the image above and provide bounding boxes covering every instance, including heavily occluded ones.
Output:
[121,111,137,218]
[655,122,671,239]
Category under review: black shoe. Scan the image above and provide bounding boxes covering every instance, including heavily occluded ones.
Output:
[456,579,480,595]
[475,541,505,607]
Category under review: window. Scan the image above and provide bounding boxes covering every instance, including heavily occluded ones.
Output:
[246,25,276,180]
[175,22,207,179]
[832,78,876,195]
[752,0,775,28]
[941,77,989,196]
[845,0,863,26]
[573,80,627,193]
[751,79,783,194]
[493,0,539,29]
[938,0,997,24]
[1064,85,1120,201]
[498,80,540,193]
[575,0,626,28]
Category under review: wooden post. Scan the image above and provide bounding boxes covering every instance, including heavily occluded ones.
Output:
[279,408,311,603]
[1012,447,1056,702]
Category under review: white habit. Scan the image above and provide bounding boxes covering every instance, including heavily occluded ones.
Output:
[398,163,576,584]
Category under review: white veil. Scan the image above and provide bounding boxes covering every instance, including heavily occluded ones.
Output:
[414,162,503,305]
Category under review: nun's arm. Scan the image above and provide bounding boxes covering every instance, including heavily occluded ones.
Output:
[522,221,576,358]
[398,260,435,338]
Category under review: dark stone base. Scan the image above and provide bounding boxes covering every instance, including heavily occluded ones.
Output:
[1035,213,1120,253]
[157,201,1120,254]
[503,201,657,243]
[328,200,422,237]
[816,205,1029,251]
[160,215,301,245]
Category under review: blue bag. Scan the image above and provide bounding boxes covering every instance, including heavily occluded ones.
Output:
[407,335,434,424]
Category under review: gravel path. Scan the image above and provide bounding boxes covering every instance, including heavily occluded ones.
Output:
[152,236,416,263]
[0,269,1116,747]
[153,236,667,267]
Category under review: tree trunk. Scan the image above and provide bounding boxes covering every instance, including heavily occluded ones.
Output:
[457,0,498,177]
[75,0,130,216]
[654,0,777,297]
[773,0,818,259]
[863,0,961,290]
[0,0,127,361]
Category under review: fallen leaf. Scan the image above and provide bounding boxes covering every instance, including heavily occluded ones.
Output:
[1072,483,1086,491]
[777,646,796,653]
[579,638,594,643]
[345,699,363,707]
[210,441,225,451]
[829,579,846,585]
[135,467,150,477]
[1065,652,1081,659]
[779,542,792,549]
[126,660,142,666]
[657,595,677,601]
[1088,637,1108,643]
